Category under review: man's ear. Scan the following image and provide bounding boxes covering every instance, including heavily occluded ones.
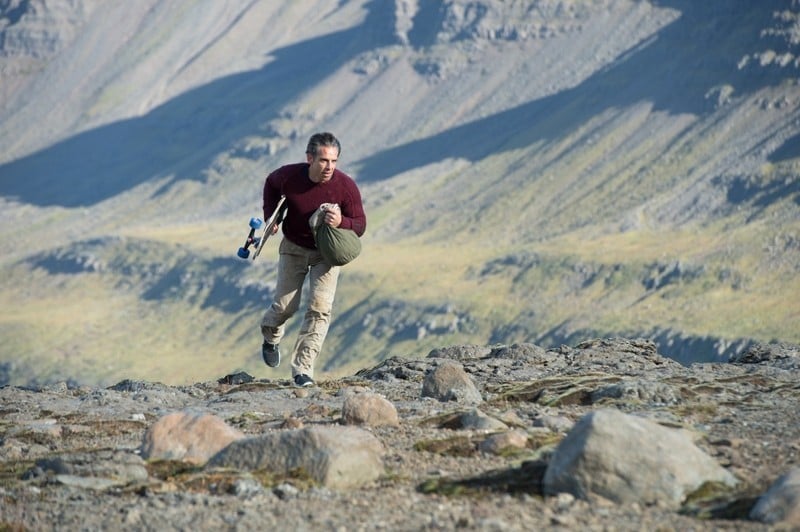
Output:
[306,152,314,164]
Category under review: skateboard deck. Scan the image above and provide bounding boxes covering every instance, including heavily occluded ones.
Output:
[237,196,286,260]
[252,196,286,260]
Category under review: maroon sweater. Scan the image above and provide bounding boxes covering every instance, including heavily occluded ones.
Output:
[263,162,366,250]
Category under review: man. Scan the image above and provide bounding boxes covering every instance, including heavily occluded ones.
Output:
[260,132,366,387]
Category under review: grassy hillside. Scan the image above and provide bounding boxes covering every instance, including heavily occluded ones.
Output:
[1,0,799,386]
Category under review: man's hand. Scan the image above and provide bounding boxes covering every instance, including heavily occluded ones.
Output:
[323,206,342,227]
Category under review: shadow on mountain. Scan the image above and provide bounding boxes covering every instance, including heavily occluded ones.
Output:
[140,257,272,313]
[725,174,800,208]
[0,0,398,208]
[769,132,800,163]
[354,0,786,182]
[27,237,275,313]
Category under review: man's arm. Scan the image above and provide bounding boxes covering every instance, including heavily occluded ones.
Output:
[338,183,366,237]
[262,170,282,221]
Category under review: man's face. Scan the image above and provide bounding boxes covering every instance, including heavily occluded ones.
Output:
[307,145,339,183]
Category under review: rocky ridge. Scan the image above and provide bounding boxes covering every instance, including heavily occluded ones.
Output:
[1,338,798,530]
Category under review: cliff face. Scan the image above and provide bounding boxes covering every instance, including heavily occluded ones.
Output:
[0,1,799,387]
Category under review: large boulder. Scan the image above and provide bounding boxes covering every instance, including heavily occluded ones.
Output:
[207,425,384,490]
[543,409,737,508]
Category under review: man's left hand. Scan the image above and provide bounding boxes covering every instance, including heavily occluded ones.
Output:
[324,207,341,227]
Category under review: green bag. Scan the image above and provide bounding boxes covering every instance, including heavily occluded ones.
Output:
[315,224,362,266]
[310,203,362,266]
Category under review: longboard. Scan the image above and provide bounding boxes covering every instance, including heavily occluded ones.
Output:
[237,196,286,260]
[252,196,287,260]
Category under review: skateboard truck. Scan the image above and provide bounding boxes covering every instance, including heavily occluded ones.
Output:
[237,217,263,259]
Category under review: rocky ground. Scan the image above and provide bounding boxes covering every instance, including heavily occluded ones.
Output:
[1,338,799,531]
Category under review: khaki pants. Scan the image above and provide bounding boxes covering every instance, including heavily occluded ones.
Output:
[260,238,340,378]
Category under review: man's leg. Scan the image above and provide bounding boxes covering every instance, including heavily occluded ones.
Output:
[261,239,308,346]
[290,257,340,379]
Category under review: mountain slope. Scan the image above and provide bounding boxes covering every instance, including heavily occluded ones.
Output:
[0,0,798,386]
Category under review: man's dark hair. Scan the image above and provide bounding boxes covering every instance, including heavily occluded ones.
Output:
[306,132,341,158]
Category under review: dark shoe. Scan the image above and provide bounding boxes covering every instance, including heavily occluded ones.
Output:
[293,374,315,388]
[262,341,280,367]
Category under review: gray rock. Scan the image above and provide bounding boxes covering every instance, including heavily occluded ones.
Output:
[750,467,800,526]
[34,450,148,488]
[355,356,427,381]
[427,344,492,361]
[590,379,681,405]
[458,408,508,431]
[421,360,483,404]
[207,426,384,490]
[489,343,549,361]
[53,475,121,491]
[731,342,800,369]
[478,430,529,455]
[229,477,265,497]
[532,415,574,433]
[569,338,681,372]
[341,391,400,427]
[140,410,245,464]
[543,409,737,508]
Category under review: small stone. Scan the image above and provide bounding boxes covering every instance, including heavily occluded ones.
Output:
[478,430,528,455]
[341,392,400,427]
[421,360,482,404]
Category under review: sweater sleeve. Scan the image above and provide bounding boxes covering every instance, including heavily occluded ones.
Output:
[339,180,367,237]
[262,169,283,220]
